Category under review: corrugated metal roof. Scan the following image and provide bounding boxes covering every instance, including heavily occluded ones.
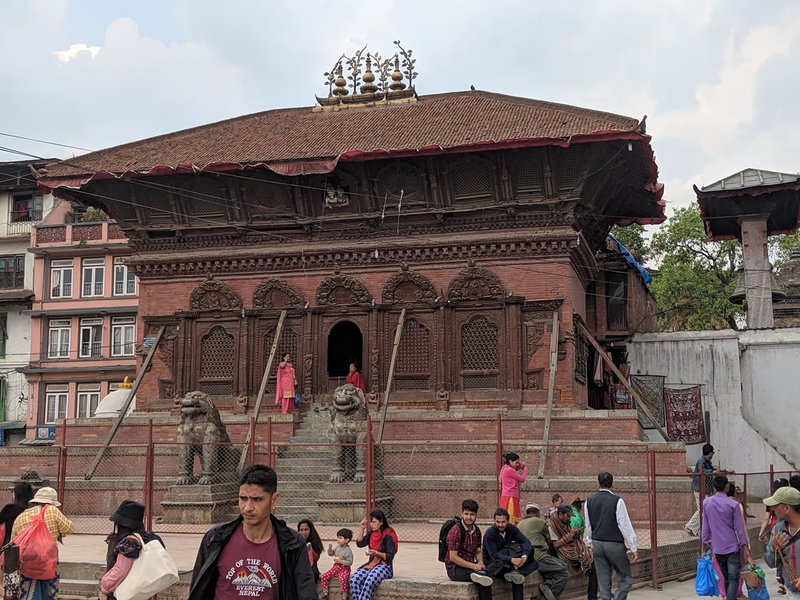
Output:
[701,168,800,192]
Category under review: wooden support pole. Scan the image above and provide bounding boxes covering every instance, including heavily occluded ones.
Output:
[575,320,669,441]
[239,310,288,471]
[377,308,406,445]
[538,310,560,479]
[85,326,165,480]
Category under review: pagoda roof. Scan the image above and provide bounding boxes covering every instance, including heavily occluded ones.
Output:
[695,168,800,240]
[700,168,800,193]
[39,90,654,176]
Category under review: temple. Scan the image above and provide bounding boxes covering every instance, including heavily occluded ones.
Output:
[37,47,665,418]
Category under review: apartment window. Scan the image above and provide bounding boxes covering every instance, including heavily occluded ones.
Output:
[111,316,136,357]
[44,384,68,424]
[113,257,136,296]
[79,317,103,358]
[50,259,73,299]
[0,255,24,289]
[47,319,71,358]
[82,258,104,297]
[77,383,100,419]
[605,272,628,331]
[11,192,43,223]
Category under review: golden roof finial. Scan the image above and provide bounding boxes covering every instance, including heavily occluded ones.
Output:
[389,56,406,91]
[119,376,133,390]
[332,63,348,96]
[361,55,377,94]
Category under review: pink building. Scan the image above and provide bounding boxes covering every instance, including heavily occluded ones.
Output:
[22,210,137,436]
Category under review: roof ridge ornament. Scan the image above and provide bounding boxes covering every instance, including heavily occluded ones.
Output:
[316,41,418,111]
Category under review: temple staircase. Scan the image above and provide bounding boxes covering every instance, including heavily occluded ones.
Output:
[273,400,335,525]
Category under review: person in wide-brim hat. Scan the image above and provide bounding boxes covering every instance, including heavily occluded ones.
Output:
[31,486,61,507]
[101,500,164,600]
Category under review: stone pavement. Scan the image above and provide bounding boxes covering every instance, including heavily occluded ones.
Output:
[59,533,774,598]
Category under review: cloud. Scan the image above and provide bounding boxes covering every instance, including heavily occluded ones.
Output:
[54,43,101,63]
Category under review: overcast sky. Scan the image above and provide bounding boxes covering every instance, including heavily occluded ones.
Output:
[2,0,799,219]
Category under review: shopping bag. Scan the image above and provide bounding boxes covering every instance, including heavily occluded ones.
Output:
[294,391,302,407]
[114,534,179,600]
[742,565,770,600]
[12,506,58,580]
[696,550,720,597]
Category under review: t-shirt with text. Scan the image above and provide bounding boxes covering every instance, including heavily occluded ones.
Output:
[214,524,282,599]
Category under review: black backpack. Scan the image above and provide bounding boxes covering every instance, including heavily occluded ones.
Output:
[438,516,480,562]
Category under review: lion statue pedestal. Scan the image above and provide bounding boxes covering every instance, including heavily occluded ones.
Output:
[159,391,240,524]
[317,384,394,522]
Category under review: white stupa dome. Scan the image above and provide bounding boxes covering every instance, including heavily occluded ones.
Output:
[93,378,136,418]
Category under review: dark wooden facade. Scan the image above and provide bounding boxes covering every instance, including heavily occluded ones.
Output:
[40,92,664,411]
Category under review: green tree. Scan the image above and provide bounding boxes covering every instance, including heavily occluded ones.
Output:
[648,206,742,330]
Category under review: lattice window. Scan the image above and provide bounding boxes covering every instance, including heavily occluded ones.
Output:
[461,316,499,370]
[552,147,585,193]
[396,319,430,374]
[452,158,493,200]
[511,149,544,196]
[200,326,236,378]
[265,328,298,375]
[574,329,588,384]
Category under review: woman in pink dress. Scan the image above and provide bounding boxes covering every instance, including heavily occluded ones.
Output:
[275,352,297,414]
[499,452,527,524]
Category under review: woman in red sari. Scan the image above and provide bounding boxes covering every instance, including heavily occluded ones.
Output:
[345,362,366,392]
[275,352,297,414]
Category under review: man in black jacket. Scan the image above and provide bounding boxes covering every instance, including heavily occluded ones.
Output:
[476,508,541,600]
[189,464,317,600]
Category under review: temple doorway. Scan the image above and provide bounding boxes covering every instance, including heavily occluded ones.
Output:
[327,320,363,385]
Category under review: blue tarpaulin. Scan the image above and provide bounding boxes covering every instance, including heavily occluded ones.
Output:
[608,234,652,285]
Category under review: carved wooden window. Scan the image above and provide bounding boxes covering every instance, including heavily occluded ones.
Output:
[511,149,545,197]
[264,327,298,391]
[605,272,627,331]
[574,329,588,384]
[395,319,430,390]
[552,147,585,193]
[452,157,493,200]
[199,326,236,395]
[460,316,499,389]
[179,177,227,218]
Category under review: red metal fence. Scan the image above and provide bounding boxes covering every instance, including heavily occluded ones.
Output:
[6,415,790,588]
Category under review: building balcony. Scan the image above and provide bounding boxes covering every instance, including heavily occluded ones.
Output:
[32,222,127,249]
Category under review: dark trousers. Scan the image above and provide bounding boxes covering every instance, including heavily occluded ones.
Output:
[485,556,540,600]
[715,551,742,600]
[447,565,492,600]
[587,562,598,600]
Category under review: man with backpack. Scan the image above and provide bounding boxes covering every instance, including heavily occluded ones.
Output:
[441,499,491,600]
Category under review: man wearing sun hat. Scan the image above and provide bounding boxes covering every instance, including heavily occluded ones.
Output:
[516,503,569,600]
[11,486,74,600]
[764,485,800,598]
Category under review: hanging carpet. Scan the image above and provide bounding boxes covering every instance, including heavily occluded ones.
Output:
[630,374,666,429]
[664,385,705,443]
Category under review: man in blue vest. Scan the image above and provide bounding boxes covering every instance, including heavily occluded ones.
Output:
[585,472,638,600]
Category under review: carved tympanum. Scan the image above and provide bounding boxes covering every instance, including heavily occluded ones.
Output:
[447,267,505,300]
[382,271,436,304]
[253,278,305,309]
[190,280,243,311]
[316,275,372,306]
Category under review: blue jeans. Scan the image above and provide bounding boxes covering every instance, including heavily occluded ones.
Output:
[714,551,742,600]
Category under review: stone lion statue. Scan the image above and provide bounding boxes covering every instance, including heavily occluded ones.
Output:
[329,383,368,483]
[175,391,234,485]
